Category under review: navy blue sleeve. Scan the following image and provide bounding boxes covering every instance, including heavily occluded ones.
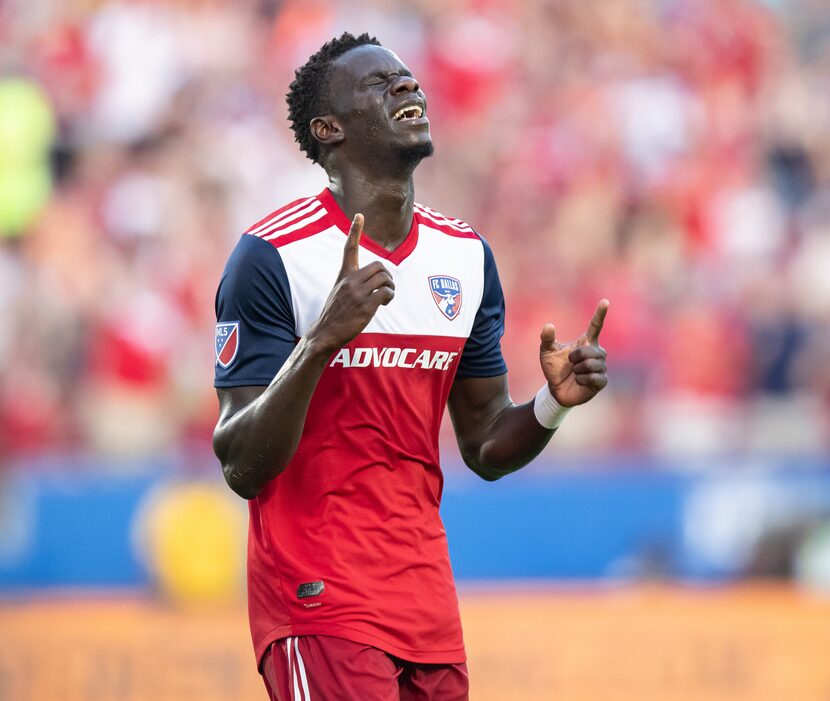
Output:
[214,235,296,388]
[456,236,508,378]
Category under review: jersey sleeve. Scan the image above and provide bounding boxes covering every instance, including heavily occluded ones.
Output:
[214,234,297,388]
[456,236,508,378]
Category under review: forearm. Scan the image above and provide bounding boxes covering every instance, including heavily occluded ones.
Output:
[213,336,331,498]
[213,212,397,499]
[460,400,556,480]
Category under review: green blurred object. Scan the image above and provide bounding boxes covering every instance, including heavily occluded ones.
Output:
[0,78,56,237]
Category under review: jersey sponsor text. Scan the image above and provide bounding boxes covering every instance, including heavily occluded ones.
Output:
[329,346,460,371]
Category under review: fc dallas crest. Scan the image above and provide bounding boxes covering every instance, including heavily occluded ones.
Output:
[428,276,462,320]
[215,322,239,368]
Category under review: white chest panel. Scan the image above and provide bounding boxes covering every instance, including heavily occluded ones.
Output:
[278,224,484,340]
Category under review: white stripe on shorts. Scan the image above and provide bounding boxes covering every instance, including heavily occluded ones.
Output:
[285,637,301,700]
[294,637,311,700]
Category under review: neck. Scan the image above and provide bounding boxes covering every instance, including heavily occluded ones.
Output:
[327,166,416,251]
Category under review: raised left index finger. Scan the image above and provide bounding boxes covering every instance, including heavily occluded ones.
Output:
[586,299,610,344]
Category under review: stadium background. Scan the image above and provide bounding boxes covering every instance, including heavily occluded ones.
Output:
[1,0,830,699]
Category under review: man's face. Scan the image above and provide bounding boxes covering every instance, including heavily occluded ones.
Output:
[325,44,433,166]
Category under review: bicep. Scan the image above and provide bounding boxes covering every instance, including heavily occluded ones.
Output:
[214,386,268,464]
[216,385,268,425]
[448,373,511,452]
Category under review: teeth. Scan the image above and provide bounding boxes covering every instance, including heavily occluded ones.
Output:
[394,105,423,120]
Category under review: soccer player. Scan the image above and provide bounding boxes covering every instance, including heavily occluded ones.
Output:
[213,32,609,701]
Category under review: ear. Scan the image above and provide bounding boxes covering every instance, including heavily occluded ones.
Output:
[310,116,345,148]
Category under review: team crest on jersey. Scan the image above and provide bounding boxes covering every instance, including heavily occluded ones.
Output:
[428,276,462,320]
[215,322,240,368]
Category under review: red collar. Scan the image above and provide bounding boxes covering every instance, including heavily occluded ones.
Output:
[317,188,419,266]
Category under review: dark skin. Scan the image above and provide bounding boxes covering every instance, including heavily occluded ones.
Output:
[213,45,609,498]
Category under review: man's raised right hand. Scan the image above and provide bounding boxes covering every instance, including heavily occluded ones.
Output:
[307,213,395,355]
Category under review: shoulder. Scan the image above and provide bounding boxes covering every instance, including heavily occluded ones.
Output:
[414,202,480,241]
[219,231,290,297]
[217,231,292,317]
[243,194,331,248]
[414,202,500,269]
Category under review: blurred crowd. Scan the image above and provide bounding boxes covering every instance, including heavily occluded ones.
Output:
[0,0,829,462]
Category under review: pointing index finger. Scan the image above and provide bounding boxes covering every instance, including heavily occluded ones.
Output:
[341,213,364,274]
[586,298,610,344]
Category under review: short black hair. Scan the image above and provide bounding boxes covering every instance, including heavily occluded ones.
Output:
[286,32,382,165]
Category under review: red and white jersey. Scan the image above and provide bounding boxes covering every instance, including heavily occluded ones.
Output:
[215,188,506,666]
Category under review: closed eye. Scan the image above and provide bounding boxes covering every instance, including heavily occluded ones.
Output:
[362,70,414,86]
[361,75,388,88]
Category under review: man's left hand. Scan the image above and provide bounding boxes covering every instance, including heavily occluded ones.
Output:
[539,299,609,407]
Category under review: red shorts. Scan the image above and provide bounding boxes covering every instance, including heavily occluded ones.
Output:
[261,635,469,701]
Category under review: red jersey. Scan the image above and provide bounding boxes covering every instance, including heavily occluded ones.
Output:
[215,189,506,667]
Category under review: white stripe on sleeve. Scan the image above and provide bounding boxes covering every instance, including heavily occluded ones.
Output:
[256,201,323,238]
[249,198,314,236]
[261,207,327,241]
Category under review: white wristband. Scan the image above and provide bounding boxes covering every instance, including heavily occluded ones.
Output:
[533,385,571,429]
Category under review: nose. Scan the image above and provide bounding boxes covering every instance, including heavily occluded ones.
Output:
[391,74,419,95]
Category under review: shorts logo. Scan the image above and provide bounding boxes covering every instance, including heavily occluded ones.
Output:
[428,276,462,320]
[215,322,239,368]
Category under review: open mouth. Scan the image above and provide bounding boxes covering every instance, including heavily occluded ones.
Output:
[392,105,424,121]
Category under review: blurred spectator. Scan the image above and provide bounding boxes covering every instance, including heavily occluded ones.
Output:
[0,0,828,462]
